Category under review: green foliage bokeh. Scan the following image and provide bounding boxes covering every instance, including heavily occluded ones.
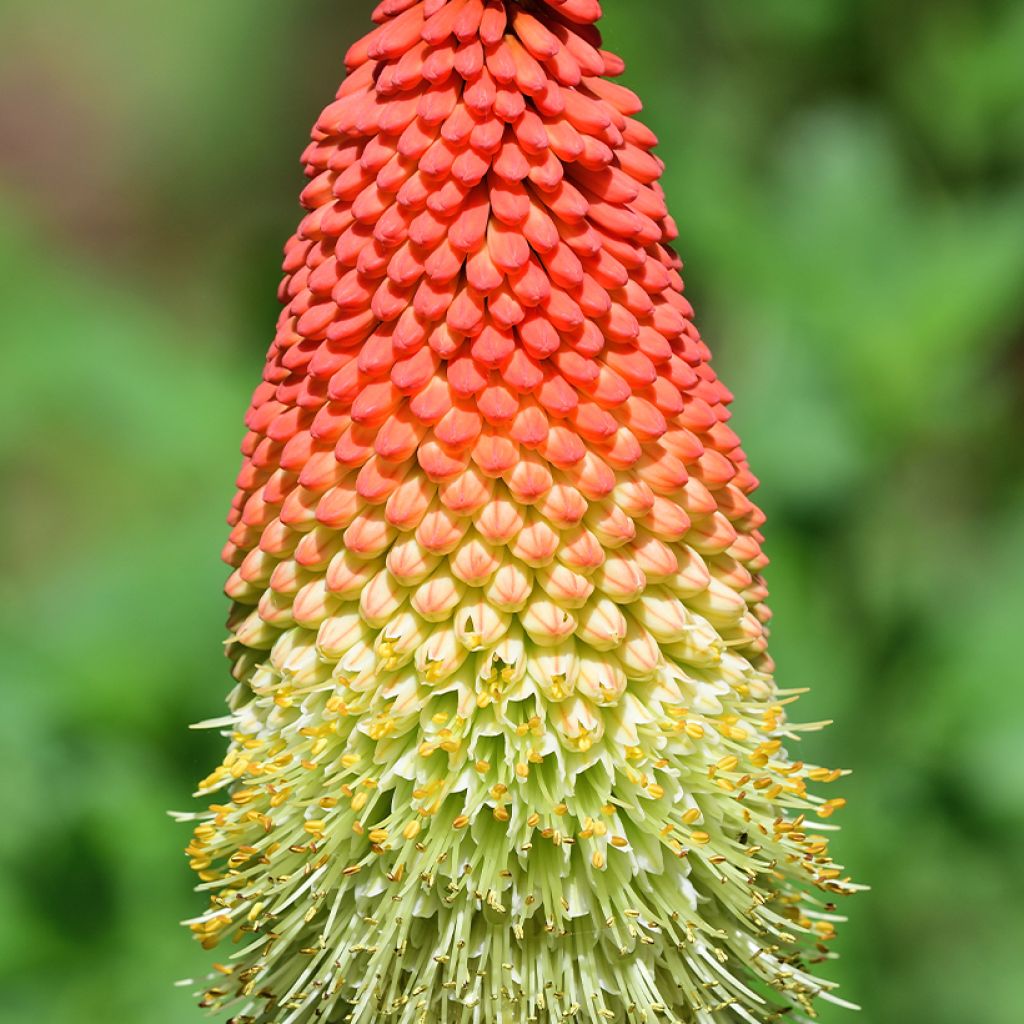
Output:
[1,1,1022,1021]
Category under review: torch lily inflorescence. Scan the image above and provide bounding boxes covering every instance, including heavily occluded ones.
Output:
[183,1,857,1022]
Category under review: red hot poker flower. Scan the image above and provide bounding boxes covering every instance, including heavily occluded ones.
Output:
[183,2,858,1023]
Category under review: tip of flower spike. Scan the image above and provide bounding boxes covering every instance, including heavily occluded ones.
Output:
[353,0,608,72]
[372,0,604,26]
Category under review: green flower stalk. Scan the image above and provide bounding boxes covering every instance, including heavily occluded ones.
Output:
[182,2,858,1022]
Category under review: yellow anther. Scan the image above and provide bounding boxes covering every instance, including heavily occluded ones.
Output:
[817,798,847,818]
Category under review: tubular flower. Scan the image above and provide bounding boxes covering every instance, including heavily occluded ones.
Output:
[184,2,857,1023]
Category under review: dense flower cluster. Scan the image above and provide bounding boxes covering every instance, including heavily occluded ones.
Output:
[182,2,856,1022]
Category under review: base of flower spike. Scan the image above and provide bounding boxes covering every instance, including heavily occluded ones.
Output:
[184,2,857,1022]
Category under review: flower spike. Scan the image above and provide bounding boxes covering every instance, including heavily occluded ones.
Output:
[184,3,858,1023]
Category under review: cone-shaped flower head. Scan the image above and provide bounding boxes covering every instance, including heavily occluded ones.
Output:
[185,2,857,1022]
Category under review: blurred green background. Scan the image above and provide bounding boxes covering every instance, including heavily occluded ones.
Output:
[2,0,1023,1021]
